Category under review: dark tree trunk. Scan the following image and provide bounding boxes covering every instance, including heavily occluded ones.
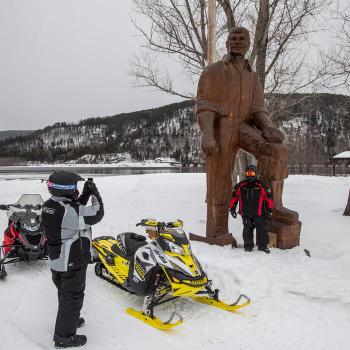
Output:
[343,189,350,216]
[254,0,269,90]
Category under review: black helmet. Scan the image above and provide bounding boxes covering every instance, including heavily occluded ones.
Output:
[47,170,85,199]
[245,164,258,182]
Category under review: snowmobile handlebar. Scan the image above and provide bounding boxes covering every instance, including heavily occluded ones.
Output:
[0,203,42,211]
[136,220,167,228]
[136,219,183,229]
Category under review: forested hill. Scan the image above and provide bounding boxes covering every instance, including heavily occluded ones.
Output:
[267,93,350,172]
[0,100,200,164]
[0,130,33,141]
[0,93,349,172]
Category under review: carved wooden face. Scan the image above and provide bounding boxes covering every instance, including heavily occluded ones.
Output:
[226,30,250,56]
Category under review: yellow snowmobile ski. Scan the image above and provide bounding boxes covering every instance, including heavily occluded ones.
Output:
[126,308,183,330]
[191,294,251,312]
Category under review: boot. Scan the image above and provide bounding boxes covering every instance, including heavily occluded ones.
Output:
[272,206,299,224]
[212,203,230,238]
[270,180,299,224]
[0,265,7,279]
[258,247,270,254]
[54,334,87,348]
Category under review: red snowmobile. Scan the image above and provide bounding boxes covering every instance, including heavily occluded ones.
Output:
[0,194,47,279]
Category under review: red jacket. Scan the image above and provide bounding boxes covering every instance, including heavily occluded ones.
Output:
[229,179,274,217]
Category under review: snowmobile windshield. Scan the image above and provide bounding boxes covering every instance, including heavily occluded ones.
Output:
[6,194,44,221]
[158,229,191,256]
[163,228,189,246]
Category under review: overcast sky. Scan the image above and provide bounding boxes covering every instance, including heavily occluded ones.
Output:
[0,0,185,131]
[0,0,348,131]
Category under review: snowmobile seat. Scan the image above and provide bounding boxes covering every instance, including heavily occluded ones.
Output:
[124,232,147,258]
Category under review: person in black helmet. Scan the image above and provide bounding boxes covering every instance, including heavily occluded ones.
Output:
[42,170,104,348]
[229,164,273,254]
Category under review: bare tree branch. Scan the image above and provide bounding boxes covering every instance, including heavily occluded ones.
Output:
[130,0,333,97]
[325,6,350,90]
[129,54,194,99]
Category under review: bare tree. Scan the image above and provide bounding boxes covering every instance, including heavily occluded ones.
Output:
[130,0,332,98]
[344,189,350,216]
[326,8,350,90]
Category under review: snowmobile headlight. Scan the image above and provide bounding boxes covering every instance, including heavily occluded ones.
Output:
[167,241,184,255]
[184,245,192,256]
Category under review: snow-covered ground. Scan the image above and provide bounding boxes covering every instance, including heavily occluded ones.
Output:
[0,174,349,350]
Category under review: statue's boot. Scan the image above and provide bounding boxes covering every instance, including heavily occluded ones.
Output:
[211,204,236,246]
[270,180,299,224]
[272,206,299,224]
[212,203,229,237]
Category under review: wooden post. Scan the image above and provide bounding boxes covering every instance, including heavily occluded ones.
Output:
[332,158,335,176]
[208,0,216,64]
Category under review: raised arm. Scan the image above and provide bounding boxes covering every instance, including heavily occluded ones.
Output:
[196,70,219,155]
[79,184,104,226]
[251,73,284,143]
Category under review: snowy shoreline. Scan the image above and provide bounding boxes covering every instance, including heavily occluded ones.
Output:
[0,164,182,169]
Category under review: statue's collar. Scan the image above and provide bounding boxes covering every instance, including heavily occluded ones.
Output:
[221,54,252,71]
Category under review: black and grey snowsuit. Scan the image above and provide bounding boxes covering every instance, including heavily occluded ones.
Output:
[42,191,104,339]
[42,194,103,271]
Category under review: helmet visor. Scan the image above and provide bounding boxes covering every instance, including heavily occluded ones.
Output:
[245,170,256,177]
[47,182,78,191]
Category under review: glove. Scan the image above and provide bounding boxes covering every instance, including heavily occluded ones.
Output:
[90,183,101,198]
[230,208,237,218]
[78,180,94,205]
[82,180,93,196]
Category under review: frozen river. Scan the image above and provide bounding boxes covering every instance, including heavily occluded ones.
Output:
[0,166,204,180]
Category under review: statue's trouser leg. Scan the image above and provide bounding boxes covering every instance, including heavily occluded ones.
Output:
[259,147,299,223]
[253,216,269,249]
[205,118,239,238]
[242,216,255,249]
[238,123,298,224]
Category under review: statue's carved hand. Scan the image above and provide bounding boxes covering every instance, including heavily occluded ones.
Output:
[262,127,285,143]
[201,134,219,155]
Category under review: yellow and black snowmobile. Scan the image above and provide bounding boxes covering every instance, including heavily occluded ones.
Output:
[92,219,250,330]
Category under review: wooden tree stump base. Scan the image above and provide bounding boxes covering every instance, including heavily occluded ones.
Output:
[190,220,301,250]
[189,233,237,247]
[267,220,302,249]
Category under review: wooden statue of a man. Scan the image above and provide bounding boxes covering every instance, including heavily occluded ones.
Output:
[194,26,300,246]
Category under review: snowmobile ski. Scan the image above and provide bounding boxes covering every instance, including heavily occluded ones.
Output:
[126,308,183,330]
[191,293,251,312]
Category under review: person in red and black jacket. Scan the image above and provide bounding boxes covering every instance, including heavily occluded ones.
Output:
[229,164,273,254]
